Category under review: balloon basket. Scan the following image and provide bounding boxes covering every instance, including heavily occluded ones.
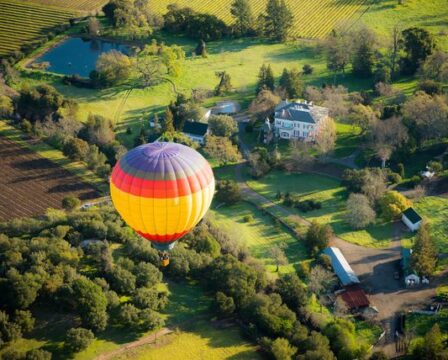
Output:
[161,258,170,267]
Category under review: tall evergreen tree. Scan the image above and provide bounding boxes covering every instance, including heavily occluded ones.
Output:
[279,68,303,99]
[352,27,377,77]
[163,107,175,133]
[263,0,293,41]
[256,64,275,94]
[411,222,438,277]
[266,64,275,91]
[401,27,436,75]
[230,0,254,37]
[256,64,268,94]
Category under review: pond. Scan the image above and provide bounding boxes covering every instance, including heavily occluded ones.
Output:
[32,37,131,77]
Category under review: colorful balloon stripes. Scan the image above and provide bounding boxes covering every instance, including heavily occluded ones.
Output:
[110,142,215,250]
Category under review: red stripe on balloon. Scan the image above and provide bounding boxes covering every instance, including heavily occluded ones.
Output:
[111,162,214,198]
[137,229,190,243]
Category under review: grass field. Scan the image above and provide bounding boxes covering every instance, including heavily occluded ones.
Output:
[334,122,361,158]
[113,319,260,360]
[209,200,308,273]
[361,0,448,50]
[0,0,76,57]
[414,196,448,252]
[151,0,370,39]
[247,170,395,248]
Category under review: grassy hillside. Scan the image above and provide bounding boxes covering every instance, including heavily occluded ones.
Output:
[209,201,308,273]
[247,171,394,248]
[361,0,448,49]
[113,319,261,360]
[151,0,370,39]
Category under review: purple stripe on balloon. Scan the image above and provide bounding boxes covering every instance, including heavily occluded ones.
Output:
[118,142,207,181]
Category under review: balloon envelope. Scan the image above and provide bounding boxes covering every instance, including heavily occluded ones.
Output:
[110,142,215,250]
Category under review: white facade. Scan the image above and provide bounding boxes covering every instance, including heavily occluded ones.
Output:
[401,214,422,232]
[274,101,329,141]
[183,132,206,145]
[275,119,317,140]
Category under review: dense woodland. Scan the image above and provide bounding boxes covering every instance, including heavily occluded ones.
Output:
[0,0,447,359]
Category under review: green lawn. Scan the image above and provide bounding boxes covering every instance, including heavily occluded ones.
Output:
[0,120,108,194]
[414,196,448,252]
[209,201,309,273]
[247,170,394,248]
[113,319,260,360]
[334,122,361,158]
[406,310,448,337]
[361,0,448,50]
[21,34,383,150]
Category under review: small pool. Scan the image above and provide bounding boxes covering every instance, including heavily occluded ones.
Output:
[32,37,131,77]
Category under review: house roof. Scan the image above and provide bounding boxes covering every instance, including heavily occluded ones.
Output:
[340,285,370,309]
[402,207,422,224]
[274,101,328,124]
[182,121,208,136]
[323,247,360,286]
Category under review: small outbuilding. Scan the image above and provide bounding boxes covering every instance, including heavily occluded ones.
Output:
[212,101,240,115]
[182,121,209,145]
[402,207,422,232]
[323,247,360,286]
[339,284,370,310]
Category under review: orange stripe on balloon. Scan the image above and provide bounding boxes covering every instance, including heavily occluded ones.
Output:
[136,229,190,243]
[111,162,214,198]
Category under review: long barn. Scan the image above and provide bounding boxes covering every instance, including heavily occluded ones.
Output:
[323,247,360,286]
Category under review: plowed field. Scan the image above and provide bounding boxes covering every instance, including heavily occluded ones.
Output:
[0,136,98,220]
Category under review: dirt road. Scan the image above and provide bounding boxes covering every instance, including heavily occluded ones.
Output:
[95,328,173,360]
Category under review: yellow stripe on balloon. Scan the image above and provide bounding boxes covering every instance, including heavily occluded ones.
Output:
[110,180,215,236]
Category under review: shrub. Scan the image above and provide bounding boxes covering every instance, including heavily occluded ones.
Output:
[295,200,321,212]
[63,137,89,161]
[297,261,311,280]
[345,193,376,229]
[436,285,448,302]
[25,349,52,360]
[243,215,254,223]
[62,196,81,212]
[418,80,443,95]
[388,172,402,184]
[305,221,333,254]
[302,64,314,75]
[20,119,33,134]
[65,327,94,352]
[379,191,412,221]
[215,291,236,317]
[215,180,241,205]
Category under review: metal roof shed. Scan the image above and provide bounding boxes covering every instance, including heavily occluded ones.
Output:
[323,247,360,286]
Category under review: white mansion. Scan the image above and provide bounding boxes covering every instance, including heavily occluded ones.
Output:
[274,100,330,141]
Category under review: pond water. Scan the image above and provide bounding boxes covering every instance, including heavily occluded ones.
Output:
[33,37,131,77]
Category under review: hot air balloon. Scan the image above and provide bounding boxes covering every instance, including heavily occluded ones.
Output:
[110,142,215,266]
